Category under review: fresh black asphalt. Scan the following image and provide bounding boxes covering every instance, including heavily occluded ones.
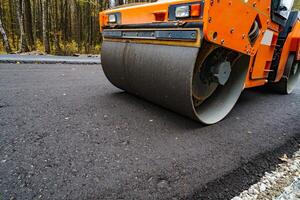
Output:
[0,63,299,199]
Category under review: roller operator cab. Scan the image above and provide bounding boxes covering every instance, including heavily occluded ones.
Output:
[99,0,300,124]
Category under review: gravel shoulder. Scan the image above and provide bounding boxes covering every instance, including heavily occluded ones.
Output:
[0,63,299,199]
[233,148,300,200]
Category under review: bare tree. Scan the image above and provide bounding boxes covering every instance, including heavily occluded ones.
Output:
[0,0,115,55]
[15,0,29,52]
[42,0,50,53]
[0,9,12,53]
[53,0,61,54]
[118,0,125,5]
[24,0,34,49]
[109,0,116,8]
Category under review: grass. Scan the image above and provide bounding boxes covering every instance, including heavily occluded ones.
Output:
[0,39,101,55]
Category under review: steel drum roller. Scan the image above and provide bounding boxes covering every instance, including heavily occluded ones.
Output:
[102,41,250,124]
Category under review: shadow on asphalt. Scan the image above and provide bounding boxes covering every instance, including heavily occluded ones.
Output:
[104,88,282,128]
[107,91,205,130]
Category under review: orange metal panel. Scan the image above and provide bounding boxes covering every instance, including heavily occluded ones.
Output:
[297,40,300,61]
[275,21,300,82]
[244,56,268,88]
[244,54,272,89]
[251,40,276,79]
[245,79,267,88]
[202,0,276,56]
[100,0,202,27]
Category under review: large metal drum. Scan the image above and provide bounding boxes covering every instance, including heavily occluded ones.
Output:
[101,41,249,124]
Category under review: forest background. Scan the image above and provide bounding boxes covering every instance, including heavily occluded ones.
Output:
[0,0,299,55]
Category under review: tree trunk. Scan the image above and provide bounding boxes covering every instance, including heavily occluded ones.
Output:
[24,0,34,49]
[32,0,36,41]
[118,0,125,5]
[8,0,16,48]
[109,0,116,8]
[15,0,29,52]
[42,0,50,53]
[53,0,61,54]
[62,0,68,42]
[36,0,43,40]
[0,11,12,53]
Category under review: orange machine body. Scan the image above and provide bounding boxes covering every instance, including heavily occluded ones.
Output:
[275,21,300,82]
[99,0,300,89]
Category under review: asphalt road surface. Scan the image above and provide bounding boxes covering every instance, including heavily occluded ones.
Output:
[0,54,101,64]
[0,63,299,200]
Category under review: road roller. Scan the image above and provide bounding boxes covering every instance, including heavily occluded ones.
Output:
[99,0,300,124]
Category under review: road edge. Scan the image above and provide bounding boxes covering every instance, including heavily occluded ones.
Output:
[189,133,300,200]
